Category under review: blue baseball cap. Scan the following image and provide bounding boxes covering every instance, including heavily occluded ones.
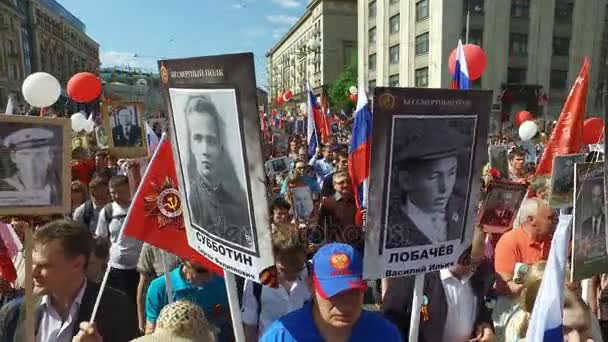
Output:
[312,243,367,299]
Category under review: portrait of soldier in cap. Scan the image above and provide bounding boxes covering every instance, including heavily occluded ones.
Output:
[0,127,62,206]
[385,117,474,249]
[171,90,253,249]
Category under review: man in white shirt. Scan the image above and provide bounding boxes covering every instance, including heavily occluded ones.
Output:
[73,176,111,234]
[95,175,143,302]
[242,226,311,341]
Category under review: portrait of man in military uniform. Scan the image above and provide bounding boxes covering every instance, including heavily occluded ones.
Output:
[384,117,475,249]
[0,125,63,208]
[173,91,253,249]
[479,182,527,233]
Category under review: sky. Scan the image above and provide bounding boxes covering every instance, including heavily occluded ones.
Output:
[58,0,310,88]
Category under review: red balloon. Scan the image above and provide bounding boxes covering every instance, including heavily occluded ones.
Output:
[582,117,605,145]
[283,90,293,102]
[278,96,284,105]
[514,110,534,127]
[67,72,102,103]
[349,93,357,102]
[448,44,487,81]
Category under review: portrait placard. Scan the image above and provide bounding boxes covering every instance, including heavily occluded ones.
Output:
[549,153,586,209]
[272,133,289,157]
[290,186,314,220]
[363,88,491,279]
[71,135,90,152]
[159,53,274,283]
[0,115,71,215]
[264,157,289,176]
[488,145,508,180]
[479,182,527,233]
[572,162,608,281]
[95,126,110,149]
[102,101,148,158]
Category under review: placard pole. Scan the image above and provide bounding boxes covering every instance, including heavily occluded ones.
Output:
[225,271,245,342]
[408,273,425,342]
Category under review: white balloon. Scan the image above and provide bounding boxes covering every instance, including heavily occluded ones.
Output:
[83,114,95,133]
[519,121,538,141]
[299,102,307,113]
[22,72,61,108]
[349,86,358,95]
[71,112,88,132]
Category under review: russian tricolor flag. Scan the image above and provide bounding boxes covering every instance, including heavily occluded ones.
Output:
[451,40,470,90]
[348,86,372,219]
[526,213,572,341]
[307,86,320,158]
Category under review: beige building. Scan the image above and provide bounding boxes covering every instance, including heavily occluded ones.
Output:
[358,0,608,118]
[267,0,357,109]
[0,0,27,107]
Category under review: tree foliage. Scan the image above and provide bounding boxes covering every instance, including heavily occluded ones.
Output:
[328,55,357,112]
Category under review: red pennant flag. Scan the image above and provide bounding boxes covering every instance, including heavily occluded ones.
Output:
[0,233,16,283]
[123,135,223,276]
[536,57,589,176]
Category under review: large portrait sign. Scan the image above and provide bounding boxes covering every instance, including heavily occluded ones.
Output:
[363,88,491,279]
[0,115,71,215]
[479,182,527,233]
[102,101,148,158]
[572,162,608,281]
[549,153,586,209]
[158,53,274,282]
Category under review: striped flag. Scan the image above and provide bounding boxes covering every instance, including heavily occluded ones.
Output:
[526,213,572,341]
[348,86,372,223]
[307,86,321,158]
[146,122,160,154]
[451,40,470,90]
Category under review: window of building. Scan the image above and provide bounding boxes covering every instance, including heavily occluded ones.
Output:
[464,0,484,14]
[389,74,400,87]
[415,67,429,87]
[415,33,429,55]
[416,0,429,21]
[468,29,483,47]
[369,27,377,46]
[550,69,568,89]
[553,37,570,56]
[389,45,400,64]
[369,1,376,18]
[507,67,527,83]
[509,33,528,56]
[554,0,573,21]
[369,53,377,70]
[369,79,376,89]
[390,14,400,34]
[511,0,530,18]
[8,64,18,81]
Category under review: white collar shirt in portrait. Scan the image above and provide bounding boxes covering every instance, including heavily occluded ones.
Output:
[241,267,311,336]
[37,280,87,342]
[405,200,447,243]
[440,268,477,342]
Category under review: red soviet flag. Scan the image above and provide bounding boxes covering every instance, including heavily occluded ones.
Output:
[123,135,223,276]
[536,57,589,176]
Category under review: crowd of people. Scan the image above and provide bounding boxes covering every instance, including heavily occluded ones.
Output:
[0,109,605,342]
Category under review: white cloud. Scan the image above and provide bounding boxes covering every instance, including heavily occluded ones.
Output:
[100,51,159,72]
[272,28,287,38]
[242,27,268,38]
[265,14,298,26]
[270,0,302,8]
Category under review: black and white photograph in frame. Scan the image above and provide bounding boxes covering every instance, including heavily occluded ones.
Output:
[102,101,148,158]
[549,153,586,209]
[383,115,476,249]
[169,88,254,249]
[0,115,71,215]
[265,157,289,176]
[489,145,509,180]
[479,182,527,233]
[290,186,314,220]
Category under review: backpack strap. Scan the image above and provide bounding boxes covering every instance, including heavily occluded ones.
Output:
[82,200,95,228]
[253,282,263,319]
[102,203,114,239]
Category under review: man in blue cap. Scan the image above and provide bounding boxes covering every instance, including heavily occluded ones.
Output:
[261,243,402,341]
[385,119,471,249]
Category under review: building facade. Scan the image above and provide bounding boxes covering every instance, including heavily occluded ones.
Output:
[358,0,608,118]
[0,0,99,109]
[267,0,357,110]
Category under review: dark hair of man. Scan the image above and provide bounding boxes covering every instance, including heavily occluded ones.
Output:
[270,197,291,213]
[71,180,88,197]
[294,159,307,168]
[335,150,349,160]
[508,148,525,161]
[89,175,109,190]
[332,172,349,185]
[184,95,221,141]
[34,219,93,265]
[109,175,129,189]
[272,227,305,262]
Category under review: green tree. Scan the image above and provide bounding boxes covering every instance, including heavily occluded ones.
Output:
[328,55,357,112]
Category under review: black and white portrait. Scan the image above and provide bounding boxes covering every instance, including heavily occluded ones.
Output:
[272,134,289,157]
[110,105,143,147]
[489,145,508,180]
[290,186,314,220]
[170,88,253,249]
[265,157,289,176]
[479,183,527,233]
[384,116,475,249]
[549,153,586,209]
[0,116,70,214]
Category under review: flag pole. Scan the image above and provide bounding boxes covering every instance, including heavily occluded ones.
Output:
[408,274,425,342]
[224,271,245,342]
[465,9,470,44]
[24,226,34,342]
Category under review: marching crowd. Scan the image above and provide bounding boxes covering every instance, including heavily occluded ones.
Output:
[0,111,606,342]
